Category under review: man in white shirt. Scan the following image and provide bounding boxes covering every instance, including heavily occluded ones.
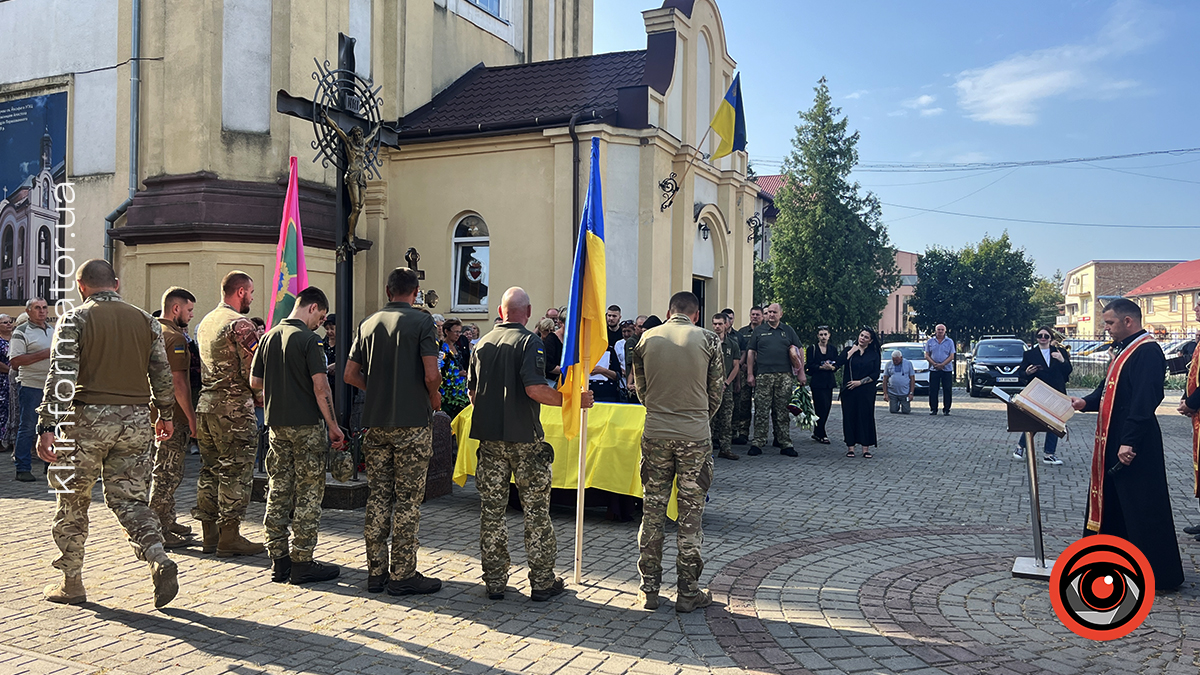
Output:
[10,298,53,481]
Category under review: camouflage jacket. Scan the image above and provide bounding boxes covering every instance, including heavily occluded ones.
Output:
[630,313,724,442]
[37,290,174,428]
[196,302,262,415]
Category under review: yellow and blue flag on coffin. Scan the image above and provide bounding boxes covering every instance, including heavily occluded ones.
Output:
[710,73,747,160]
[558,137,608,440]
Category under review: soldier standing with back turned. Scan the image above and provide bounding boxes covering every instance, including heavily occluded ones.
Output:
[344,267,443,596]
[630,291,723,613]
[193,271,266,556]
[38,260,179,608]
[468,287,594,601]
[250,286,345,585]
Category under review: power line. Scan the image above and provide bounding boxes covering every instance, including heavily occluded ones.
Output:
[881,202,1197,230]
[887,169,1017,223]
[860,147,1200,172]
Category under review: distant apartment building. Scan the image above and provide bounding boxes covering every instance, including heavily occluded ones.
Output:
[1124,259,1200,337]
[879,250,919,335]
[1058,260,1184,337]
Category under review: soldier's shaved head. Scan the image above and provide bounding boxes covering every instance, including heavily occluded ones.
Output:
[77,259,118,290]
[499,287,533,325]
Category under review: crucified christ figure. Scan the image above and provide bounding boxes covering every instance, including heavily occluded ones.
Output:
[322,110,378,247]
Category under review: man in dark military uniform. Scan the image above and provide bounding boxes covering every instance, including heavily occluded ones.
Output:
[250,286,345,585]
[747,303,803,457]
[630,291,723,613]
[194,271,265,556]
[149,286,198,549]
[710,313,741,461]
[344,268,442,596]
[468,287,593,602]
[732,306,763,444]
[37,260,179,608]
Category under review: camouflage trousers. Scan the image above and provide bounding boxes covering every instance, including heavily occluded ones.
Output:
[149,420,190,530]
[710,387,734,455]
[476,439,556,593]
[47,405,163,575]
[264,424,328,562]
[732,369,753,438]
[638,436,713,597]
[752,372,794,449]
[193,410,257,525]
[363,426,432,579]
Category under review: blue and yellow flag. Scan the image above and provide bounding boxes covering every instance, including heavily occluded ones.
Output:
[558,137,607,440]
[710,73,747,160]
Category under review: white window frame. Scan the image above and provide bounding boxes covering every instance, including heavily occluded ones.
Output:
[1171,294,1179,312]
[452,216,490,314]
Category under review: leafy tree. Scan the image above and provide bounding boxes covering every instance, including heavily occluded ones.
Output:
[1030,270,1064,330]
[910,233,1037,341]
[753,257,773,307]
[768,78,898,341]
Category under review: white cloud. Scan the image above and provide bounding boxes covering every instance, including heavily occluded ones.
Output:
[844,90,869,100]
[887,110,907,117]
[903,94,937,109]
[954,0,1162,125]
[920,107,945,117]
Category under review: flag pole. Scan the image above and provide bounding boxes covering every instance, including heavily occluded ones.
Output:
[574,335,591,584]
[677,126,714,187]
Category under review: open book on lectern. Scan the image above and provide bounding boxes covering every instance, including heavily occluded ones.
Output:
[994,379,1074,435]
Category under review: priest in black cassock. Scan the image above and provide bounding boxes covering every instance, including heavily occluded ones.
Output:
[1070,298,1184,591]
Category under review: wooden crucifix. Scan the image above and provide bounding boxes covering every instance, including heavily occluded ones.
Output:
[275,33,398,428]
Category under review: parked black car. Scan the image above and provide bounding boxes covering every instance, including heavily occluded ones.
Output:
[966,336,1030,397]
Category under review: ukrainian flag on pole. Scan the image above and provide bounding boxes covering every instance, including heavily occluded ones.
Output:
[266,156,309,327]
[710,73,747,160]
[558,137,607,440]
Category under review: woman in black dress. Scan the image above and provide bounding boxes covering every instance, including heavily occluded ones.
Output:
[840,328,882,458]
[804,326,838,444]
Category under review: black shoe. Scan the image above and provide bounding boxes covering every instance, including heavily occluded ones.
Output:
[929,410,938,415]
[487,587,506,600]
[15,471,35,482]
[290,560,340,585]
[747,446,762,456]
[1184,525,1200,535]
[387,572,441,596]
[271,556,292,583]
[531,577,566,602]
[732,436,748,446]
[1194,533,1200,543]
[366,574,388,593]
[942,410,950,416]
[780,447,797,457]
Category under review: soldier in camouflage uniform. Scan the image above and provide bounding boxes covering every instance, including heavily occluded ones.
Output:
[344,268,442,596]
[250,287,345,585]
[193,271,265,556]
[709,313,741,461]
[37,260,179,608]
[630,291,723,613]
[468,287,593,601]
[747,303,804,457]
[732,306,763,444]
[149,286,198,548]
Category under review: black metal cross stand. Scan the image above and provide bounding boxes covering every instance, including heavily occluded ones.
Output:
[275,33,397,428]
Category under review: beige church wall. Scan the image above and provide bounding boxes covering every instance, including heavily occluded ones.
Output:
[384,136,559,332]
[60,174,117,267]
[114,241,335,320]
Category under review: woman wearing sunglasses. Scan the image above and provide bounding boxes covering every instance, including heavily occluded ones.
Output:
[1014,326,1072,464]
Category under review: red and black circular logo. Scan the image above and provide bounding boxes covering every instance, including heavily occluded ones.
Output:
[1050,535,1154,640]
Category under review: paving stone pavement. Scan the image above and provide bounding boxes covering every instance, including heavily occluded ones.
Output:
[2,390,1200,674]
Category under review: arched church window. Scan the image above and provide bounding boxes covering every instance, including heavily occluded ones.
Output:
[38,227,51,265]
[1,228,11,269]
[17,228,25,266]
[452,215,489,312]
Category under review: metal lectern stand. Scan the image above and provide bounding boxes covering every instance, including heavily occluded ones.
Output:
[1002,397,1065,581]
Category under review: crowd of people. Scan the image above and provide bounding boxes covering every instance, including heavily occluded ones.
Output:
[25,258,1200,611]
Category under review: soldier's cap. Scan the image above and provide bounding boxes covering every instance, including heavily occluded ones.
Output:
[323,314,336,326]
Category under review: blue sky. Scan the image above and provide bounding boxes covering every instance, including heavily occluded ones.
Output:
[594,0,1200,278]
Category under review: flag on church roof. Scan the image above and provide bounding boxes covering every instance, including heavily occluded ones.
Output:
[558,137,607,440]
[710,73,747,160]
[266,156,309,328]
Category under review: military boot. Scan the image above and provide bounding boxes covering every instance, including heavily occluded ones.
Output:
[289,560,340,585]
[144,543,179,609]
[675,589,713,614]
[168,522,193,536]
[162,530,196,549]
[271,556,292,583]
[216,521,265,557]
[43,573,86,605]
[201,520,218,554]
[637,590,660,610]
